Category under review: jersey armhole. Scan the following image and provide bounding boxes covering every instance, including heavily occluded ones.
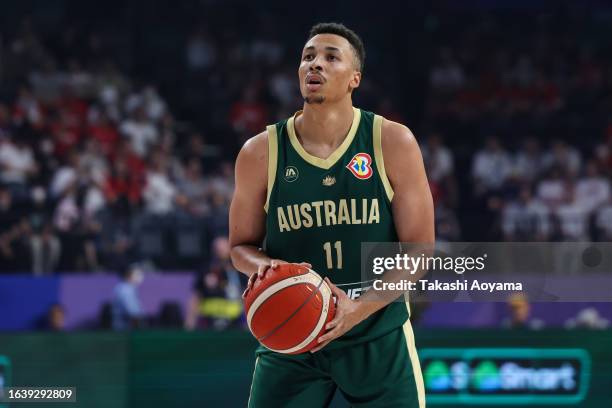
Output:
[373,115,395,202]
[264,125,278,213]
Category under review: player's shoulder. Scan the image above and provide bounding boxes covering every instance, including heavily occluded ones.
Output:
[379,117,419,153]
[239,130,269,161]
[235,130,270,185]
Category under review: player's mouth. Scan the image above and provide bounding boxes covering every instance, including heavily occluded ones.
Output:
[305,74,324,91]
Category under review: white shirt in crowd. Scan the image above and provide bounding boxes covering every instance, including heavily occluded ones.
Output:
[143,171,176,214]
[430,61,465,91]
[555,202,590,240]
[575,176,610,213]
[502,200,551,239]
[472,149,512,190]
[50,166,77,198]
[120,119,158,157]
[513,152,543,181]
[54,194,79,232]
[422,145,454,182]
[542,145,582,175]
[0,141,36,184]
[536,179,566,206]
[269,71,296,106]
[186,34,217,70]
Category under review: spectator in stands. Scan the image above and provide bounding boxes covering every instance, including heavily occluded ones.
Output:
[513,137,544,182]
[269,67,298,108]
[422,133,454,183]
[553,184,590,241]
[180,132,222,171]
[502,185,551,241]
[536,166,568,209]
[229,85,268,140]
[44,303,66,331]
[472,136,512,195]
[29,187,61,275]
[13,86,45,128]
[501,293,544,330]
[53,183,101,271]
[111,264,145,330]
[0,186,29,272]
[87,111,120,157]
[104,157,142,219]
[119,106,158,158]
[30,223,60,275]
[565,307,610,329]
[0,104,10,137]
[542,140,582,177]
[186,28,217,72]
[176,158,211,218]
[185,236,245,330]
[575,160,610,214]
[429,49,465,92]
[141,85,167,123]
[209,161,235,204]
[434,204,461,242]
[0,134,38,200]
[142,151,176,216]
[79,138,109,186]
[50,150,79,199]
[96,61,130,122]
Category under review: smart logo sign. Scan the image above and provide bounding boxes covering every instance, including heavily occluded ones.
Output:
[420,348,590,405]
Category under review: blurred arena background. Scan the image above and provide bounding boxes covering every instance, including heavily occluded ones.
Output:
[0,0,611,407]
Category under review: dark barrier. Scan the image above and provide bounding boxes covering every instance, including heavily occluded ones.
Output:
[0,330,610,407]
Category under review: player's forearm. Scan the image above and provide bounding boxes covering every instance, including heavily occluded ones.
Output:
[355,243,434,319]
[230,244,271,277]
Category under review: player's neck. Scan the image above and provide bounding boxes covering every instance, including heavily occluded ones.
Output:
[296,100,354,148]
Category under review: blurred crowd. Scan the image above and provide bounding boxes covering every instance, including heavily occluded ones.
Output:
[424,133,612,242]
[421,12,612,242]
[0,19,234,274]
[1,9,611,278]
[0,2,609,332]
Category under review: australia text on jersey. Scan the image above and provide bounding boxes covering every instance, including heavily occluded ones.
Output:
[276,198,380,232]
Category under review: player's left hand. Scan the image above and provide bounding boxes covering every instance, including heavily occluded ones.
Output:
[310,278,368,353]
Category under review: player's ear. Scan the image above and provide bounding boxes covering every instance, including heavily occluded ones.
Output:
[349,71,361,91]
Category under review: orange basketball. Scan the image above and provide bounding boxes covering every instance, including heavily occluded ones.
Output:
[243,263,336,354]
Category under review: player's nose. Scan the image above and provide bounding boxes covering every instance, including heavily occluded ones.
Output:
[308,56,324,71]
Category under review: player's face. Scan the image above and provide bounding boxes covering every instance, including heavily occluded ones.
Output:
[299,34,361,104]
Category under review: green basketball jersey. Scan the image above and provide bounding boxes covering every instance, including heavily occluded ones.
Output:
[262,107,409,352]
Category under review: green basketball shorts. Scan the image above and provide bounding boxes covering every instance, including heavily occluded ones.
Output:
[248,321,425,408]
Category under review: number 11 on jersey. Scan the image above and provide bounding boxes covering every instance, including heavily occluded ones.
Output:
[323,241,343,269]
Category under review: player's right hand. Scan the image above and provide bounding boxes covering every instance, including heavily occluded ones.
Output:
[242,260,312,298]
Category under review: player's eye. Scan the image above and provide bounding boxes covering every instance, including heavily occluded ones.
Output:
[327,55,337,61]
[303,54,314,61]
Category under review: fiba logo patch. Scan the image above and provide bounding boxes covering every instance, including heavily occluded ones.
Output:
[346,153,373,179]
[284,166,299,182]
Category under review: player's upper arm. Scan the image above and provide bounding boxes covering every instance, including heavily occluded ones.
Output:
[229,131,269,248]
[381,119,434,244]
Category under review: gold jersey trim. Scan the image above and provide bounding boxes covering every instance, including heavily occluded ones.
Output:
[373,115,395,201]
[264,125,278,213]
[286,107,361,170]
[402,318,426,408]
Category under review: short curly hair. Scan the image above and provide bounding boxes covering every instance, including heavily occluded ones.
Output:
[308,22,365,72]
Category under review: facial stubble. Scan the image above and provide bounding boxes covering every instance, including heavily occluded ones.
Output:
[304,95,326,104]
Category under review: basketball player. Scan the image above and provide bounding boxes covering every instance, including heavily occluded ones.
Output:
[230,22,434,407]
